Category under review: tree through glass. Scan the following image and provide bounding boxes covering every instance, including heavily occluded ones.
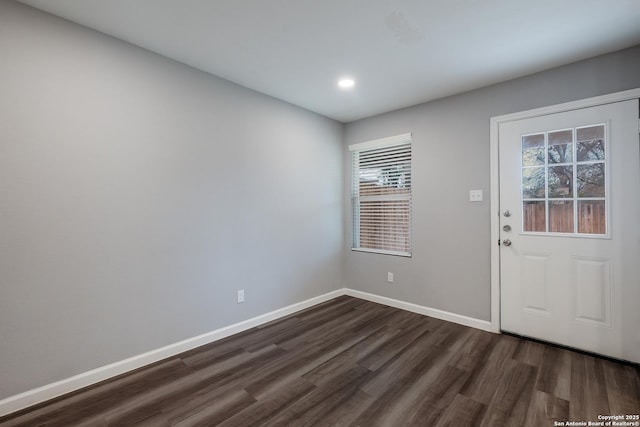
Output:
[521,124,606,235]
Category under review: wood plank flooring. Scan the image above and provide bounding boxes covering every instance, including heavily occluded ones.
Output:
[1,296,639,426]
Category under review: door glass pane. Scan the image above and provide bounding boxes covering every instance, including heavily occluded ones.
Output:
[549,200,574,233]
[578,200,605,234]
[577,163,605,197]
[548,130,573,164]
[577,125,605,161]
[523,201,546,232]
[519,123,607,236]
[522,134,545,166]
[522,167,545,198]
[548,166,573,198]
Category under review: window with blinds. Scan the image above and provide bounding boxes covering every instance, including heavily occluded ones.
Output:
[349,133,412,257]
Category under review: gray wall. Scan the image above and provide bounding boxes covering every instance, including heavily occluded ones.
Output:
[344,45,640,322]
[0,0,344,399]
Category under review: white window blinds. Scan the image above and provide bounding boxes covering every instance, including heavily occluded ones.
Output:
[349,133,412,256]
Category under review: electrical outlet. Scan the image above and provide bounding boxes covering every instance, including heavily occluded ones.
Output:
[469,189,483,202]
[387,272,394,283]
[237,289,245,303]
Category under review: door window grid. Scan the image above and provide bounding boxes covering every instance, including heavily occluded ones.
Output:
[520,124,607,236]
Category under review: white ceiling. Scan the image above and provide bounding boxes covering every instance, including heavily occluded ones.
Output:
[16,0,640,122]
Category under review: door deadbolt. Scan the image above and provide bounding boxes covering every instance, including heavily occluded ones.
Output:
[503,225,511,232]
[503,210,511,217]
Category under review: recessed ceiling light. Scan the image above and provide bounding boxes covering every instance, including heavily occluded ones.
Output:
[338,78,355,89]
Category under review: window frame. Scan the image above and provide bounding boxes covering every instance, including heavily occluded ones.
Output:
[519,123,610,238]
[349,133,413,257]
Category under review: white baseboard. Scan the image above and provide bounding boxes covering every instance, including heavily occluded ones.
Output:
[0,289,345,417]
[345,289,494,332]
[0,287,493,417]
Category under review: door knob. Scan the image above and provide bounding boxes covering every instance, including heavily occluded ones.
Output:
[502,239,512,247]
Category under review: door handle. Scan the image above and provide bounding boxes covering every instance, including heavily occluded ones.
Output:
[502,239,512,247]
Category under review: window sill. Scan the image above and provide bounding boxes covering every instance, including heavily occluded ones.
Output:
[351,248,412,258]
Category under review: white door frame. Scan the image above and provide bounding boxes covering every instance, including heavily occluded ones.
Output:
[489,88,640,333]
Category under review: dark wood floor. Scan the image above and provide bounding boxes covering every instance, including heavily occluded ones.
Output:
[2,296,639,426]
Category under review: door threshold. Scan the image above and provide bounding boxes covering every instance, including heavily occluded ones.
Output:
[501,330,639,367]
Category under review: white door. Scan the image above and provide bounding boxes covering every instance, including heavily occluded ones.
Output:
[499,99,640,363]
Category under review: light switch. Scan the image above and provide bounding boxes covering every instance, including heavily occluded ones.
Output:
[469,190,483,202]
